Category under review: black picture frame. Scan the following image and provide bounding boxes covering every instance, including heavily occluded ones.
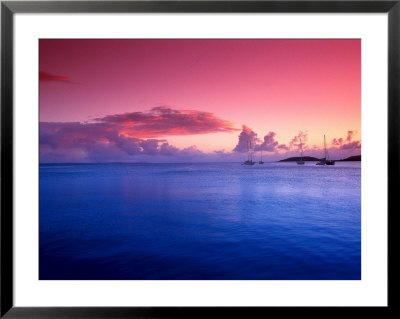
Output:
[1,1,397,317]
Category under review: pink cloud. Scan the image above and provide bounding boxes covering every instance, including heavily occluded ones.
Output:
[330,130,361,150]
[346,130,356,142]
[95,106,239,138]
[289,131,308,150]
[39,70,74,83]
[332,137,344,146]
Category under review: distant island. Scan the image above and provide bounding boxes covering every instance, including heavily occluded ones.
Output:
[279,155,361,162]
[337,155,361,161]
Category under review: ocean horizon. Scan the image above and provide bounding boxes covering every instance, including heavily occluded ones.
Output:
[39,158,361,165]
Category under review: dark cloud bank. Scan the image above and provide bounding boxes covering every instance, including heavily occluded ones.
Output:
[40,106,238,163]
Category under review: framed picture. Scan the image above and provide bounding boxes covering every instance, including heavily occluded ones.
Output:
[1,0,396,317]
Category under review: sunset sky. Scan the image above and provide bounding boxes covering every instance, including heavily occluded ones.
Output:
[39,39,361,163]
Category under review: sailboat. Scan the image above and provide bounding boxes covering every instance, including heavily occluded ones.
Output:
[243,140,256,165]
[259,149,264,164]
[296,138,305,165]
[316,135,335,165]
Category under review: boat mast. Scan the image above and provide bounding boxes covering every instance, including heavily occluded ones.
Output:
[300,137,303,161]
[324,134,327,160]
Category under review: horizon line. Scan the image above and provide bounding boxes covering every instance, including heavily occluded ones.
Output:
[39,155,361,165]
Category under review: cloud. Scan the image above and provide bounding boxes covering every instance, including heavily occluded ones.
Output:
[234,128,289,153]
[330,130,361,150]
[277,144,289,151]
[181,145,204,156]
[113,136,145,155]
[213,149,227,154]
[255,131,279,152]
[159,143,180,156]
[331,137,344,146]
[95,106,239,138]
[39,121,120,151]
[39,105,239,162]
[39,70,75,84]
[340,141,361,150]
[39,120,206,159]
[346,130,356,142]
[332,131,358,145]
[289,131,308,150]
[233,125,259,153]
[40,110,361,163]
[40,106,240,161]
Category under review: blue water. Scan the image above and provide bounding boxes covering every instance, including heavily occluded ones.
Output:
[39,162,361,280]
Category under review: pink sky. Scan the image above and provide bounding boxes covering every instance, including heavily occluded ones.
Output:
[39,39,361,162]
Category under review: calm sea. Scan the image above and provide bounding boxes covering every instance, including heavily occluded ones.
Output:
[39,162,361,280]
